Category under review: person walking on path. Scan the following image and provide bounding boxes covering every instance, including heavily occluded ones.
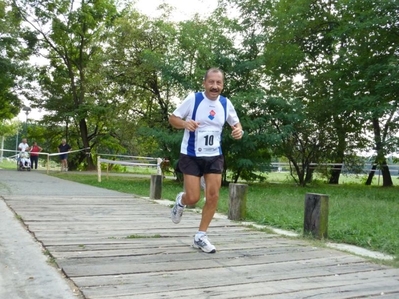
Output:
[29,142,43,170]
[169,67,244,253]
[57,139,72,172]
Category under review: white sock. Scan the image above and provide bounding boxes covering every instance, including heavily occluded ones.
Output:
[195,231,206,240]
[178,193,185,207]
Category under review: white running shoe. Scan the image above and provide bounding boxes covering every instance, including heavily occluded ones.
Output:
[193,234,216,253]
[171,192,185,224]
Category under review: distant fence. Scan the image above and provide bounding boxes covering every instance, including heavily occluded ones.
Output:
[2,147,398,179]
[270,162,399,175]
[97,154,163,182]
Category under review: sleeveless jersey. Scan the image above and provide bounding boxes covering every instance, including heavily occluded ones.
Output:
[172,92,240,157]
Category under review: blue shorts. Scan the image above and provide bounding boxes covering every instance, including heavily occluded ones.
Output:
[59,154,68,160]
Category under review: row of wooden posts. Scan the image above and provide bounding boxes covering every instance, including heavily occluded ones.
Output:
[150,174,329,239]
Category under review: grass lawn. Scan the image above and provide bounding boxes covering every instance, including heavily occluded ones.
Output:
[49,171,399,262]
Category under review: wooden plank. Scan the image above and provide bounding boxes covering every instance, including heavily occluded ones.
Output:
[73,258,379,288]
[79,268,399,298]
[58,249,361,277]
[49,239,305,259]
[3,194,399,299]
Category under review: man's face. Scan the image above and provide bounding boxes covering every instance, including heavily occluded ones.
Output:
[203,71,224,100]
[22,139,27,144]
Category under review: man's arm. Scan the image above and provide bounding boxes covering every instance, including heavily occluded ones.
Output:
[169,114,199,132]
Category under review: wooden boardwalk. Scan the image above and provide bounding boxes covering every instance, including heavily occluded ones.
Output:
[3,195,399,299]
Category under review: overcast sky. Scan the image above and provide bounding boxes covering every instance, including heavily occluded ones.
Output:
[134,0,217,20]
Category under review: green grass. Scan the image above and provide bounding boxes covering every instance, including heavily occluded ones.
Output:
[51,172,399,261]
[0,158,55,170]
[0,159,18,169]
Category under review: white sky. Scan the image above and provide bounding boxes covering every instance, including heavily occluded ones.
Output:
[16,0,218,122]
[134,0,218,20]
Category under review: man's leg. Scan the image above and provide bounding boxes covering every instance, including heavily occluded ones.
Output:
[198,173,221,232]
[180,174,201,206]
[171,175,200,224]
[191,173,221,253]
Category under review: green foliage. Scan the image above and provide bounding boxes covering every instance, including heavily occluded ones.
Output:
[6,0,399,188]
[0,0,35,120]
[0,120,19,136]
[14,0,120,169]
[226,0,399,186]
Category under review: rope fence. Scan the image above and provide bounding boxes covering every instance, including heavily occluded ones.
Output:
[1,147,398,179]
[268,162,399,173]
[0,148,89,173]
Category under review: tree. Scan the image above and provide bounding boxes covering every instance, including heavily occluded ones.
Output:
[0,0,35,120]
[337,0,399,186]
[228,0,399,186]
[13,0,119,170]
[0,119,19,161]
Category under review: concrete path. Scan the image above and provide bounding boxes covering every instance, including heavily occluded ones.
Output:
[1,169,399,299]
[0,169,123,299]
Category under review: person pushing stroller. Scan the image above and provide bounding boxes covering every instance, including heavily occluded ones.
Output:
[19,151,31,170]
[18,138,31,170]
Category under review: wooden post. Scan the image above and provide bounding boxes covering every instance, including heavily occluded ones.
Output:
[46,153,50,174]
[304,193,329,239]
[106,162,109,180]
[150,174,163,199]
[97,156,101,182]
[228,183,248,221]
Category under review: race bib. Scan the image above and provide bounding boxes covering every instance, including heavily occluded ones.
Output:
[197,130,221,153]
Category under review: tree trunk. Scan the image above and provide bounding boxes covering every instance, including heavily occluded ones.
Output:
[329,164,342,184]
[381,160,393,187]
[329,118,346,185]
[370,118,392,187]
[0,135,4,163]
[304,166,314,185]
[79,118,95,170]
[365,163,377,185]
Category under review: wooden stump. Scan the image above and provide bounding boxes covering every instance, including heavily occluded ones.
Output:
[150,175,162,199]
[228,183,248,221]
[97,156,101,182]
[304,193,329,239]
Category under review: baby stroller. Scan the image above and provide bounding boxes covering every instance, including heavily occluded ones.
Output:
[17,151,31,171]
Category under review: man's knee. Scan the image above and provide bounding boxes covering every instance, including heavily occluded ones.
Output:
[183,192,200,206]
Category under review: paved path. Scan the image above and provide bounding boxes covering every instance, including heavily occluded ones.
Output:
[1,169,399,298]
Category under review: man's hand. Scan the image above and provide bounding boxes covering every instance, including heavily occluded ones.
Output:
[184,120,200,132]
[231,125,244,140]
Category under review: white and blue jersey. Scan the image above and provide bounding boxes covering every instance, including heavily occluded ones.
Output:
[172,92,240,157]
